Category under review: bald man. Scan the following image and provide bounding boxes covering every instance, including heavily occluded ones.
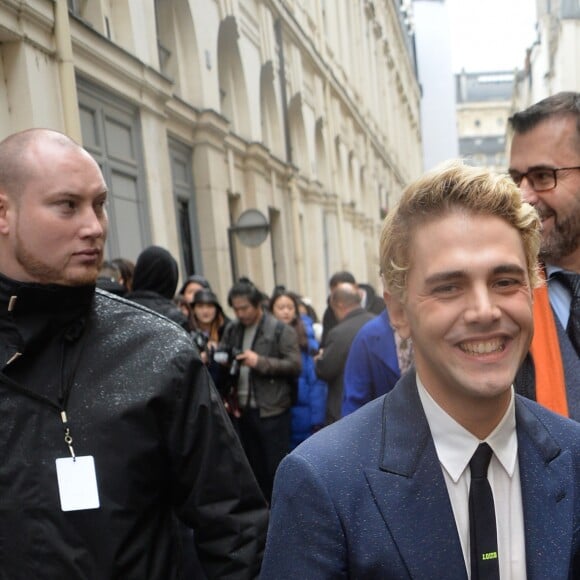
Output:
[315,282,374,424]
[0,129,267,578]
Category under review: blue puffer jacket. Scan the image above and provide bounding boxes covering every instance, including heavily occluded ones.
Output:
[291,314,328,449]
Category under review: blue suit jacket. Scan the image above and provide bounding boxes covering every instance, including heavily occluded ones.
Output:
[342,309,400,417]
[261,372,580,579]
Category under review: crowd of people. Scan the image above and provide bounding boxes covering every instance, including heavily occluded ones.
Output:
[96,248,395,501]
[0,91,578,578]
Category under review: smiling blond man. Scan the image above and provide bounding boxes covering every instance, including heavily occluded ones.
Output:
[261,161,580,579]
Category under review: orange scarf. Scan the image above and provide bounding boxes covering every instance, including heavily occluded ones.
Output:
[529,276,568,417]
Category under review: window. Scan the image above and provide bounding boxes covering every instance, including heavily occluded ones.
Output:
[78,79,150,262]
[169,138,202,276]
[68,0,85,15]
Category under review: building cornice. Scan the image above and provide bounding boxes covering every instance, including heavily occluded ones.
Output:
[300,180,325,204]
[69,15,173,116]
[0,0,55,53]
[194,109,231,152]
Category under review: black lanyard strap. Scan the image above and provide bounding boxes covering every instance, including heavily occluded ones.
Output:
[0,320,90,458]
[0,370,61,412]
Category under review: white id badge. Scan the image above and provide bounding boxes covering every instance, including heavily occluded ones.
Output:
[55,456,100,512]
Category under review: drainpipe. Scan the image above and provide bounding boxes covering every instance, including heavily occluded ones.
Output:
[54,0,82,141]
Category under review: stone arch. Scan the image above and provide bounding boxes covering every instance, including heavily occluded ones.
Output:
[217,16,251,137]
[349,151,358,205]
[335,137,349,201]
[315,118,329,188]
[155,0,203,103]
[288,93,309,171]
[260,61,284,156]
[360,164,369,214]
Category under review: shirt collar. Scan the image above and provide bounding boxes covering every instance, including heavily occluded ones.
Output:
[546,264,564,278]
[545,263,579,278]
[417,373,518,483]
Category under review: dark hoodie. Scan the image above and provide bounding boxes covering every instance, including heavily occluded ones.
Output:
[179,274,211,297]
[126,246,189,330]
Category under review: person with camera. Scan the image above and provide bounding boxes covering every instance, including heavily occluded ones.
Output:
[189,288,227,378]
[217,279,302,502]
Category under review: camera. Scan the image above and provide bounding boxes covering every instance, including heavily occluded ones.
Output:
[191,330,210,354]
[213,346,243,377]
[229,349,243,377]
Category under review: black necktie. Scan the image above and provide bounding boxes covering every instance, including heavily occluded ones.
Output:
[469,443,500,580]
[554,271,580,356]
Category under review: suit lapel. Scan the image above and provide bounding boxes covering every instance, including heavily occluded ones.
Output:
[516,398,574,579]
[364,374,468,579]
[362,382,575,578]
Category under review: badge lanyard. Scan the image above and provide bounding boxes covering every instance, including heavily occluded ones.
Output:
[0,328,89,459]
[0,329,101,511]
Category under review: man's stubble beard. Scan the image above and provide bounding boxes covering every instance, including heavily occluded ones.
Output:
[540,204,580,263]
[14,232,102,286]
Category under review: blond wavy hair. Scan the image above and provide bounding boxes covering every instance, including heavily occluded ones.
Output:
[380,160,542,301]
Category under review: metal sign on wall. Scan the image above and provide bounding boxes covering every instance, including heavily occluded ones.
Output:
[228,208,271,281]
[231,209,270,247]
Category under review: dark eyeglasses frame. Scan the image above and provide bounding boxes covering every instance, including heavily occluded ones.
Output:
[509,166,580,192]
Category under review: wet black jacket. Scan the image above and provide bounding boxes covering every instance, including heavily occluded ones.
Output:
[0,275,268,579]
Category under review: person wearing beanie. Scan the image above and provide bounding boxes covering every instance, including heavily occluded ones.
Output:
[126,246,189,330]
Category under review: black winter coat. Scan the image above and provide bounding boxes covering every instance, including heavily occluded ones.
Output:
[0,278,267,579]
[315,307,375,424]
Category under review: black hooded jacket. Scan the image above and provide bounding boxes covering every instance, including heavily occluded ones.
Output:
[126,245,189,329]
[0,274,268,579]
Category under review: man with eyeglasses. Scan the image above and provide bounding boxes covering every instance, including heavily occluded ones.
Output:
[508,92,580,420]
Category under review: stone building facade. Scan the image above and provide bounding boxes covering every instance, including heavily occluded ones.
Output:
[0,0,422,312]
[455,70,514,172]
[512,0,580,110]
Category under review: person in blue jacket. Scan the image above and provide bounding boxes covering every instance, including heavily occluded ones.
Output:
[341,308,401,416]
[270,290,327,448]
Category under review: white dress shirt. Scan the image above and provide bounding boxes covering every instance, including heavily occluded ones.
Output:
[417,375,527,579]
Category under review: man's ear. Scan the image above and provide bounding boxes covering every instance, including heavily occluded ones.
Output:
[384,291,411,340]
[0,192,11,234]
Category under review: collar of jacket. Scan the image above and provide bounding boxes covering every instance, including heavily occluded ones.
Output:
[341,306,366,322]
[0,272,94,357]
